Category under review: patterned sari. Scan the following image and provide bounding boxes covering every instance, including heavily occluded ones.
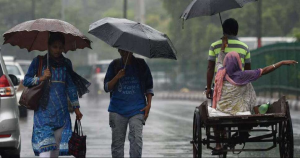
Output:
[213,51,262,115]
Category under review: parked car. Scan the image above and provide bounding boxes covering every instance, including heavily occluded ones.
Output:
[74,65,97,98]
[152,71,171,90]
[15,60,31,74]
[3,56,27,117]
[75,65,93,82]
[3,56,25,81]
[0,52,21,158]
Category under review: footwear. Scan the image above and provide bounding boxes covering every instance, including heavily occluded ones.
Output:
[211,149,224,155]
[232,132,250,143]
[239,132,250,142]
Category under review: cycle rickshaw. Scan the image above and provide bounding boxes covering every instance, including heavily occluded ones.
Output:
[191,96,293,158]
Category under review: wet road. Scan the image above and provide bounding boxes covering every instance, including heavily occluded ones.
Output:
[20,95,300,157]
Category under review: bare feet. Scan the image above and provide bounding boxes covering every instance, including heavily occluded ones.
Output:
[215,143,221,150]
[212,143,222,155]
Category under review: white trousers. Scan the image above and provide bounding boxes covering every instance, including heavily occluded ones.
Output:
[39,125,64,158]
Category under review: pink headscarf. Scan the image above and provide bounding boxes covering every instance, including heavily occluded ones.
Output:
[212,52,262,109]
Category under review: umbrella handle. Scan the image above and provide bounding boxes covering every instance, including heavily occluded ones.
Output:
[46,53,51,84]
[47,52,49,69]
[124,53,130,70]
[219,13,223,26]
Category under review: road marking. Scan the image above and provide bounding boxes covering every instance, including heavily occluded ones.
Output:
[150,109,193,123]
[154,99,205,107]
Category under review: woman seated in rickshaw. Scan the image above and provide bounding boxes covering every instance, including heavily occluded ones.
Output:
[211,36,297,151]
[211,36,297,115]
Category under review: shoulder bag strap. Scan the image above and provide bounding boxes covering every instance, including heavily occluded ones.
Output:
[74,119,79,134]
[113,58,122,75]
[37,56,43,77]
[78,120,84,136]
[110,59,122,98]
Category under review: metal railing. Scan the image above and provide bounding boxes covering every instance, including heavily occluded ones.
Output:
[251,42,300,99]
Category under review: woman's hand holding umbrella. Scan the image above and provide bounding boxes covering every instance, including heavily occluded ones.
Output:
[116,69,126,79]
[107,69,126,91]
[39,69,51,81]
[221,35,228,51]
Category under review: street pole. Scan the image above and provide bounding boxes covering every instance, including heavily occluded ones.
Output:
[135,0,145,23]
[31,0,35,20]
[82,0,88,15]
[135,0,139,22]
[140,0,145,23]
[257,0,262,48]
[61,0,65,20]
[123,0,127,18]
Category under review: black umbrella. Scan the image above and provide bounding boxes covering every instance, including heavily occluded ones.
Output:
[88,17,177,60]
[181,0,257,24]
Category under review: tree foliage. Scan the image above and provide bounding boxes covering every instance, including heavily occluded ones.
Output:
[162,0,300,88]
[0,0,299,90]
[0,0,171,65]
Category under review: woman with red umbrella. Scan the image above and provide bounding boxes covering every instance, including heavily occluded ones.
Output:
[3,19,91,157]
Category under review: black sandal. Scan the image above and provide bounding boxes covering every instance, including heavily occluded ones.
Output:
[232,132,250,144]
[211,149,224,155]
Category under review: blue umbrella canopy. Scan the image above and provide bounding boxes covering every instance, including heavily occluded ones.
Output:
[89,17,177,60]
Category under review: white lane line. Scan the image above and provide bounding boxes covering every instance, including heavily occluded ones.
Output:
[153,99,205,107]
[150,109,193,123]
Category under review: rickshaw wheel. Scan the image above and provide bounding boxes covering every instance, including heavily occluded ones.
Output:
[279,104,294,158]
[193,110,202,158]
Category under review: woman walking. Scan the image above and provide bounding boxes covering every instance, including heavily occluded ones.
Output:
[23,32,89,157]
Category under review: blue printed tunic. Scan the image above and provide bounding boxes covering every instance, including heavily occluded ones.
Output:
[23,57,79,156]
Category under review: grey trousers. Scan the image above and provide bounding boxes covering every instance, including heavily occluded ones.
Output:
[109,113,144,158]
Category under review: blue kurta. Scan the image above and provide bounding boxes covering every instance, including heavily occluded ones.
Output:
[23,57,79,156]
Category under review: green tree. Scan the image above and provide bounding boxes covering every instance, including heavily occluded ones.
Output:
[162,0,300,89]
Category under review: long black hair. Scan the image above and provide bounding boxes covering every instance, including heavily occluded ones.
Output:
[48,32,65,46]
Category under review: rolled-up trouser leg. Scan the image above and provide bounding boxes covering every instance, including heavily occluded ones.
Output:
[128,114,144,158]
[110,112,129,158]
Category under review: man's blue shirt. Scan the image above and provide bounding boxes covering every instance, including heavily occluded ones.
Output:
[104,57,154,117]
[107,65,146,117]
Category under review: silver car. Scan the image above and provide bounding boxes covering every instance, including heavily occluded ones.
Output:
[15,60,31,75]
[0,51,21,158]
[3,57,27,118]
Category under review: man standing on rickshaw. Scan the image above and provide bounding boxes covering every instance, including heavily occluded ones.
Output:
[206,18,251,99]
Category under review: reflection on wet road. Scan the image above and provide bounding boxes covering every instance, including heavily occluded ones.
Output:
[20,95,300,157]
